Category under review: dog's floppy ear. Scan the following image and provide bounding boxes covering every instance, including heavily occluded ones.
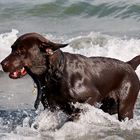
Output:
[41,40,68,55]
[42,41,68,50]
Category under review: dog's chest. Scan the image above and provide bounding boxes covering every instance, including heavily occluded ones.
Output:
[42,82,69,105]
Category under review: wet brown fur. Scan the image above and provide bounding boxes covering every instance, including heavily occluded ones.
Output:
[1,33,140,121]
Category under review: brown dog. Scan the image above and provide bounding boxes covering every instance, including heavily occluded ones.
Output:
[1,33,140,121]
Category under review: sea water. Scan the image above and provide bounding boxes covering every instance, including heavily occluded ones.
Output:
[0,0,140,140]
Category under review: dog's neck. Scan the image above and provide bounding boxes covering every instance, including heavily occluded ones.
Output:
[46,49,65,82]
[47,50,64,70]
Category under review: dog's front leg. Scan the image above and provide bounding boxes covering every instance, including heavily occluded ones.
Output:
[34,88,42,109]
[34,80,45,110]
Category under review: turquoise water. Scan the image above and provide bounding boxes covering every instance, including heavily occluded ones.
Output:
[0,0,140,37]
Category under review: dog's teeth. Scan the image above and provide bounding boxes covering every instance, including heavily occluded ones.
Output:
[13,72,17,77]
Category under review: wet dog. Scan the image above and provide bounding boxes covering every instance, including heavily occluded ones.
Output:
[1,33,140,121]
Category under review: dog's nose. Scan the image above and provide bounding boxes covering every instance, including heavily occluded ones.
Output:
[1,60,9,72]
[1,60,7,67]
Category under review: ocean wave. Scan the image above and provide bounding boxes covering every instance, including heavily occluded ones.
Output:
[1,30,140,74]
[24,0,140,20]
[0,1,140,37]
[0,0,140,20]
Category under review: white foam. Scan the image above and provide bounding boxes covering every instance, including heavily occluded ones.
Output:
[21,103,140,139]
[0,103,140,139]
[0,133,39,140]
[0,29,18,70]
[63,32,140,61]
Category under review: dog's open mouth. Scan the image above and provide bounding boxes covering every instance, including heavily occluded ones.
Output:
[9,67,27,79]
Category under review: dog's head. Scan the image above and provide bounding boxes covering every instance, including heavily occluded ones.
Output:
[1,33,68,79]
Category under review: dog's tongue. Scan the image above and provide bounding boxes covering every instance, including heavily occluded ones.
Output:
[9,67,27,79]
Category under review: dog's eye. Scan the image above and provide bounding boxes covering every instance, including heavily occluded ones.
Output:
[14,50,23,56]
